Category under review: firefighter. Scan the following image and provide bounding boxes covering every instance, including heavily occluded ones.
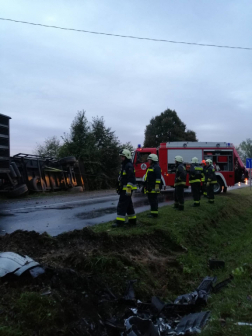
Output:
[144,154,161,218]
[189,157,203,207]
[173,156,186,210]
[113,149,137,227]
[205,159,217,204]
[201,160,207,197]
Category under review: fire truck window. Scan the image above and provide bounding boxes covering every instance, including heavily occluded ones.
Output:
[136,152,151,164]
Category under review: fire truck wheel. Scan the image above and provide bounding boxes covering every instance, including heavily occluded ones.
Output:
[29,177,46,192]
[213,178,223,194]
[8,184,28,198]
[68,186,83,193]
[59,156,77,165]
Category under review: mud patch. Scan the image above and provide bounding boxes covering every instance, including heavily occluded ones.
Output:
[76,207,117,219]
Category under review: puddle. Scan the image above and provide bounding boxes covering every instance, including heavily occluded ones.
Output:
[77,207,117,219]
[0,212,15,217]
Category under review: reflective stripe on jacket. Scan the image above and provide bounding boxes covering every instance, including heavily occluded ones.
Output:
[117,159,137,192]
[205,165,217,184]
[189,163,203,184]
[144,162,161,193]
[175,163,187,186]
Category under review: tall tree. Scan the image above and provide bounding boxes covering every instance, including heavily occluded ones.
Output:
[143,109,197,147]
[34,136,61,158]
[119,142,135,152]
[237,138,252,163]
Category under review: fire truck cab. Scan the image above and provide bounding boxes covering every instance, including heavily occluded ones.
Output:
[133,142,247,194]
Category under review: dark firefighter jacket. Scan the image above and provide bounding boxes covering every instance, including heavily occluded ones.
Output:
[144,162,161,193]
[205,165,217,184]
[189,163,203,184]
[201,165,207,182]
[174,163,187,187]
[117,159,137,193]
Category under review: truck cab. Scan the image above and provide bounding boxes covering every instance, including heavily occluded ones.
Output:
[133,147,157,186]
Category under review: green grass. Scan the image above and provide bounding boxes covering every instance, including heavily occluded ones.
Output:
[1,187,252,335]
[93,187,252,335]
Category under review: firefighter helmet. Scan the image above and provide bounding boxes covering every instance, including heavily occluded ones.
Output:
[191,157,199,163]
[206,159,212,165]
[147,154,158,162]
[175,155,183,163]
[201,159,206,165]
[119,149,132,160]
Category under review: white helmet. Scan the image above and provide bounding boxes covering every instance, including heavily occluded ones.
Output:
[175,155,183,163]
[206,159,212,164]
[191,157,199,163]
[119,149,132,160]
[147,154,158,162]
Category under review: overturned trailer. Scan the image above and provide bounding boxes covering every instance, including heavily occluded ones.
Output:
[0,113,84,197]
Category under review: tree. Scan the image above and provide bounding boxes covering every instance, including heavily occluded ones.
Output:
[237,138,252,163]
[119,142,135,152]
[143,109,197,147]
[34,136,62,158]
[60,112,121,190]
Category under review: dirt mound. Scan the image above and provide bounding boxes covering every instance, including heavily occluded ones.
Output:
[0,227,186,335]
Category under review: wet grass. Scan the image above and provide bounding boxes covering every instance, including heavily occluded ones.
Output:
[93,187,252,335]
[1,187,252,335]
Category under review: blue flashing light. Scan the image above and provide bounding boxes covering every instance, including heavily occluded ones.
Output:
[138,144,141,148]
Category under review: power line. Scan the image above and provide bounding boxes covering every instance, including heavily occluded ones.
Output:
[1,17,251,51]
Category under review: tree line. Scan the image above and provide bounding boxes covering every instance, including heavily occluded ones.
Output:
[35,109,252,190]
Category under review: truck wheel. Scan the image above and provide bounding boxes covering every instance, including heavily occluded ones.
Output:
[59,156,77,165]
[8,184,28,198]
[213,178,223,194]
[29,177,46,192]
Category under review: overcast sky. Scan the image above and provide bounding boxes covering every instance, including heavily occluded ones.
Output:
[1,0,252,155]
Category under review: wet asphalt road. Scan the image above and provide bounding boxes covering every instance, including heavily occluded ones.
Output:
[0,184,248,236]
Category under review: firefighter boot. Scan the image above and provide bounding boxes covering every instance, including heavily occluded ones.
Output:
[173,203,179,209]
[112,220,125,228]
[178,205,184,211]
[128,218,137,226]
[147,213,158,218]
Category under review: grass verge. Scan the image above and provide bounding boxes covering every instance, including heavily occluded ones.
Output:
[0,187,252,335]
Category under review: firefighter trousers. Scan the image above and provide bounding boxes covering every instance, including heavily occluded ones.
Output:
[116,191,136,224]
[174,185,184,210]
[191,182,201,205]
[147,193,158,217]
[201,182,207,197]
[207,184,215,203]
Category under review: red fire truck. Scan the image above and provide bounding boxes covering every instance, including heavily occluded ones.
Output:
[133,142,248,194]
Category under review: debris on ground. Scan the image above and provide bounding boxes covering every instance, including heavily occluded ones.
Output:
[0,252,45,278]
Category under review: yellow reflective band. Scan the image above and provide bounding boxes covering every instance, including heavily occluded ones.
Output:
[174,182,186,186]
[211,181,217,184]
[195,167,203,171]
[128,215,136,219]
[123,172,127,175]
[151,211,158,214]
[194,201,200,204]
[155,180,161,184]
[189,179,201,183]
[148,169,154,172]
[116,216,126,221]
